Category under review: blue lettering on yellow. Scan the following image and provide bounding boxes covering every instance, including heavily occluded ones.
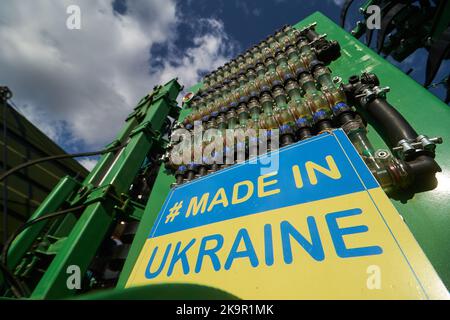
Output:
[195,234,224,273]
[326,208,383,258]
[167,239,196,276]
[281,218,325,263]
[264,224,274,266]
[144,207,383,279]
[225,228,259,270]
[145,244,172,279]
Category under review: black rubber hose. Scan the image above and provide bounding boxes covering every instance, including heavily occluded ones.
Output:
[0,262,28,298]
[362,97,418,147]
[340,0,356,28]
[406,155,441,177]
[360,97,441,185]
[305,29,319,42]
[1,205,86,267]
[346,74,441,189]
[0,205,85,298]
[0,143,126,183]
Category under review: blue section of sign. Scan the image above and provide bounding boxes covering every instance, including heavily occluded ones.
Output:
[150,130,379,238]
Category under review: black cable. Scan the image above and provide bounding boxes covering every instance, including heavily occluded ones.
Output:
[0,262,28,298]
[0,143,126,183]
[0,205,86,298]
[1,205,86,267]
[340,0,356,28]
[0,90,125,297]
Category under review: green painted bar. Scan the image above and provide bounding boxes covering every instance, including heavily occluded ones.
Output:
[7,176,79,270]
[29,80,182,298]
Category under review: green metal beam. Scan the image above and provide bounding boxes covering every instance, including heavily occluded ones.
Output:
[116,99,192,289]
[6,176,80,270]
[28,79,181,299]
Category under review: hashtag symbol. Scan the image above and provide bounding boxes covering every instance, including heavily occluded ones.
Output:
[165,201,183,223]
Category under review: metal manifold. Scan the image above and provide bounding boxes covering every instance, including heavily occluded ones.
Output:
[163,22,443,195]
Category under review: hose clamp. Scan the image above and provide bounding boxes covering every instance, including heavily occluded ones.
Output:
[355,86,390,106]
[393,135,443,159]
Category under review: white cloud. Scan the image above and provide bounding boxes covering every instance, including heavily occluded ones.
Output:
[154,19,237,91]
[78,157,98,171]
[0,0,236,150]
[13,103,66,142]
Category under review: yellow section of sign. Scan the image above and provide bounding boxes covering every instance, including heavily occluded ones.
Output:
[126,188,448,299]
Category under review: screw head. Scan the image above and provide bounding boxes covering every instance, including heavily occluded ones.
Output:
[332,76,342,84]
[375,149,390,159]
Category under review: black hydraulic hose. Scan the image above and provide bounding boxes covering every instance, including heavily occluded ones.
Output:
[0,262,28,298]
[362,97,440,170]
[0,143,126,183]
[406,155,441,177]
[361,97,418,147]
[0,205,86,298]
[360,97,441,184]
[340,0,356,28]
[344,73,442,190]
[1,205,86,268]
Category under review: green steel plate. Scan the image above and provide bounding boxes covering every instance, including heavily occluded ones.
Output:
[118,12,450,291]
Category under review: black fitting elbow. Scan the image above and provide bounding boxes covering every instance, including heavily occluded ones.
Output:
[344,73,443,193]
[299,24,341,63]
[406,155,441,178]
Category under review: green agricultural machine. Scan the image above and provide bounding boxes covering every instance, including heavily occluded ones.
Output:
[1,12,449,300]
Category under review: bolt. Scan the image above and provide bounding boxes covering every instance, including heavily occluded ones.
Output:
[332,76,342,85]
[375,149,390,159]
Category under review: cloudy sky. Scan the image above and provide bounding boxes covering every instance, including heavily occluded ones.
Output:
[1,0,448,170]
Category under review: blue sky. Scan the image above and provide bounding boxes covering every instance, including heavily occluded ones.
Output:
[171,0,448,96]
[0,0,448,170]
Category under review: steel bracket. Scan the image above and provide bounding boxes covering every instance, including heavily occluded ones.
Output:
[113,194,146,221]
[83,184,121,209]
[129,121,161,142]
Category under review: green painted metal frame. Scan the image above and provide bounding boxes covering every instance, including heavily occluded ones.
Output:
[116,106,191,289]
[7,176,80,269]
[2,79,182,299]
[117,12,450,291]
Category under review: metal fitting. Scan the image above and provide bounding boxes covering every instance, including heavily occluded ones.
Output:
[355,86,390,105]
[332,76,342,85]
[397,139,416,158]
[299,22,317,35]
[341,117,364,134]
[375,149,391,160]
[309,34,327,47]
[416,135,442,152]
[393,135,443,158]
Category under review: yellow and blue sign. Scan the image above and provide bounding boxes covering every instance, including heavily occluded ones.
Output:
[127,130,448,299]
